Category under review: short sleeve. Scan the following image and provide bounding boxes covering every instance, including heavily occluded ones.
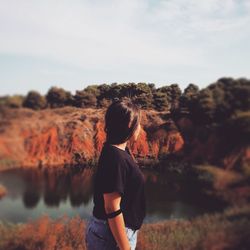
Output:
[99,155,127,196]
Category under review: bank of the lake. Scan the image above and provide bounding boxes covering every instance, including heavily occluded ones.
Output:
[0,203,249,250]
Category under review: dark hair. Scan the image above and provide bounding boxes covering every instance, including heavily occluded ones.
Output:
[104,97,141,163]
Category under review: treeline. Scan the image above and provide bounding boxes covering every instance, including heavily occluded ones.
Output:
[1,77,250,126]
[0,82,183,111]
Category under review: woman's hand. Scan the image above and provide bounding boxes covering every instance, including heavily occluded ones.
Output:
[103,192,131,250]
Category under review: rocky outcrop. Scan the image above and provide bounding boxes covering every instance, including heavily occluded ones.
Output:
[0,107,184,169]
[0,107,249,171]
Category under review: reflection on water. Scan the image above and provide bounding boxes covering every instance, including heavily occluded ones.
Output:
[0,166,227,224]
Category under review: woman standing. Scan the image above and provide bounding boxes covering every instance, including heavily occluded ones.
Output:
[85,97,146,250]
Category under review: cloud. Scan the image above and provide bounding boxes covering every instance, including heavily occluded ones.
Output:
[0,0,249,94]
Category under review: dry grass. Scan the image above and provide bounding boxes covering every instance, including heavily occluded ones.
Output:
[194,165,245,190]
[0,204,249,250]
[194,164,250,205]
[0,214,87,250]
[138,204,250,250]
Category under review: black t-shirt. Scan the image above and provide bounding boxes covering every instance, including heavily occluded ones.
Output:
[92,141,146,230]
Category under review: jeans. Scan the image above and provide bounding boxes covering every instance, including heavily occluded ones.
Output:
[85,215,138,250]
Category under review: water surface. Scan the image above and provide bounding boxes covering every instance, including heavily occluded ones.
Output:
[0,166,226,224]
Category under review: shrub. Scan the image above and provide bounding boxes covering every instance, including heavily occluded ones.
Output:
[23,91,47,110]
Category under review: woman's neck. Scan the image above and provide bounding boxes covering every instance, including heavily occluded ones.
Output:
[110,141,128,151]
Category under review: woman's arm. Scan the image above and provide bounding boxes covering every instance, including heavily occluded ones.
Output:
[103,192,131,250]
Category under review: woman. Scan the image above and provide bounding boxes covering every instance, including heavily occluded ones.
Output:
[85,97,146,250]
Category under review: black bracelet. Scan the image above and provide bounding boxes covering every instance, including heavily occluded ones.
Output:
[106,208,122,219]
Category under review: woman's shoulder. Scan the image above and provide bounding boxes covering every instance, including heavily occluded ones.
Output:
[99,142,127,164]
[102,142,129,158]
[96,144,129,176]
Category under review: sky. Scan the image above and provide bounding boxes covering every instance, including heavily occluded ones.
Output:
[0,0,250,96]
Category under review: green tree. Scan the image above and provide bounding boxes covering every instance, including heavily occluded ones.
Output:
[132,82,154,109]
[205,77,250,123]
[73,90,97,108]
[97,84,112,108]
[156,84,182,112]
[46,87,73,108]
[179,83,199,112]
[152,92,170,111]
[223,111,250,145]
[192,88,216,124]
[23,91,47,110]
[0,95,24,108]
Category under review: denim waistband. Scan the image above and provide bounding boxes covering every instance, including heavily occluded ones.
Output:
[92,215,108,225]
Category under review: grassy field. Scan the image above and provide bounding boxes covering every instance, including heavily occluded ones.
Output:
[0,203,249,250]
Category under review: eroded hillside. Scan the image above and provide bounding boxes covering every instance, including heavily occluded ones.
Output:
[0,107,184,169]
[0,106,249,173]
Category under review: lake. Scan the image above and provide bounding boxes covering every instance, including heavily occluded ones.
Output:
[0,166,227,224]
